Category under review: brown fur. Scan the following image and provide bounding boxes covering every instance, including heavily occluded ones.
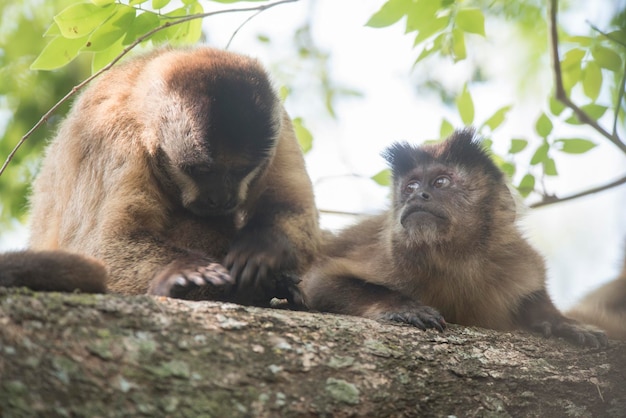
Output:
[567,252,626,340]
[302,129,607,347]
[0,251,106,293]
[25,46,319,306]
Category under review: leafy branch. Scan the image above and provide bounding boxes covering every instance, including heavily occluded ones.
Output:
[0,0,299,177]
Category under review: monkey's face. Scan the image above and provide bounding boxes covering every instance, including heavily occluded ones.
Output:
[393,163,474,245]
[150,50,281,217]
[383,129,507,248]
[170,152,269,217]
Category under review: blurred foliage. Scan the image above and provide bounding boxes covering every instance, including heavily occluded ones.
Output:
[1,0,625,231]
[367,0,626,203]
[0,0,92,226]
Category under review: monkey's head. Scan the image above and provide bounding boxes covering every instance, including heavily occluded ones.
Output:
[382,128,514,249]
[146,48,282,217]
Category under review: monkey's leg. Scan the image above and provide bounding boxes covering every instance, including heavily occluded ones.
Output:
[517,289,608,348]
[304,273,446,331]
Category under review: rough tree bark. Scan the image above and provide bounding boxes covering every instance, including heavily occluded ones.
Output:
[0,287,624,417]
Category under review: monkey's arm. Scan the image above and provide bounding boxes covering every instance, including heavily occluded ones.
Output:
[516,289,608,348]
[302,259,446,331]
[225,113,319,304]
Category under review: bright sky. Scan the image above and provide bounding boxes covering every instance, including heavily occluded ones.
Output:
[2,0,625,309]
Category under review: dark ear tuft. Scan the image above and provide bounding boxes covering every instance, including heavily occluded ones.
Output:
[382,141,432,178]
[439,128,503,181]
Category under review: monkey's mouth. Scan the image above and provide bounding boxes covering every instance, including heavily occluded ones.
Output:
[400,206,446,228]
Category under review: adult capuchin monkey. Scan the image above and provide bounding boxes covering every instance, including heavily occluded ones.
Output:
[1,46,319,307]
[301,128,607,347]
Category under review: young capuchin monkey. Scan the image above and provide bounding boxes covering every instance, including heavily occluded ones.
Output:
[302,129,607,348]
[567,250,626,340]
[0,47,319,307]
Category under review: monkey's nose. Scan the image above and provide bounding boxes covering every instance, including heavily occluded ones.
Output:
[419,191,431,200]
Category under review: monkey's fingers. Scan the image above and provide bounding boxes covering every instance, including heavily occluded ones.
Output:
[554,323,609,349]
[148,261,234,299]
[380,307,446,332]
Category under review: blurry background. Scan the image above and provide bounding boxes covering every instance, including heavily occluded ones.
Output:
[1,0,625,309]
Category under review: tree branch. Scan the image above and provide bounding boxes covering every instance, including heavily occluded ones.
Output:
[0,0,299,177]
[548,0,626,153]
[530,172,626,208]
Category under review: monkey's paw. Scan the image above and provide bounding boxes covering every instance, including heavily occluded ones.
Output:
[149,261,234,300]
[379,305,447,332]
[224,229,298,304]
[533,320,609,349]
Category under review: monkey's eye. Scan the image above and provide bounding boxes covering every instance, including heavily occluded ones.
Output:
[433,176,451,188]
[404,181,420,194]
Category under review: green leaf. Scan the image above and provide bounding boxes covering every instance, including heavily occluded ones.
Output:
[440,119,454,138]
[582,61,602,101]
[43,22,62,37]
[455,8,485,36]
[371,169,391,186]
[91,0,116,5]
[405,0,440,33]
[152,0,170,9]
[530,143,549,165]
[562,63,581,94]
[517,174,535,197]
[123,12,160,45]
[548,97,566,116]
[535,112,552,138]
[30,35,88,70]
[565,35,592,46]
[581,103,608,119]
[591,46,622,72]
[152,3,203,45]
[500,161,515,178]
[91,36,125,73]
[83,5,136,52]
[54,3,115,39]
[292,117,313,154]
[129,0,149,5]
[561,48,585,70]
[412,16,448,45]
[278,86,290,102]
[508,138,528,154]
[455,84,474,125]
[555,138,597,154]
[365,0,411,28]
[481,105,512,131]
[451,28,466,61]
[415,33,445,64]
[543,158,558,176]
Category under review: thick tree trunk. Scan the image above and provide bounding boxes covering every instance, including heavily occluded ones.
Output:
[0,287,624,417]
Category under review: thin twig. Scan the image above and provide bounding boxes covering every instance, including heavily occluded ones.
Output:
[225,8,266,50]
[588,21,626,49]
[548,0,626,153]
[0,0,299,177]
[530,173,626,208]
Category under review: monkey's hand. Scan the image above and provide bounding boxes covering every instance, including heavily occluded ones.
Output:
[148,259,234,300]
[532,319,608,349]
[377,303,447,332]
[224,229,299,305]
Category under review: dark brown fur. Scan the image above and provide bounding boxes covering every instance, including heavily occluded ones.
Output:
[567,250,626,340]
[0,251,106,293]
[302,129,607,347]
[22,47,319,306]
